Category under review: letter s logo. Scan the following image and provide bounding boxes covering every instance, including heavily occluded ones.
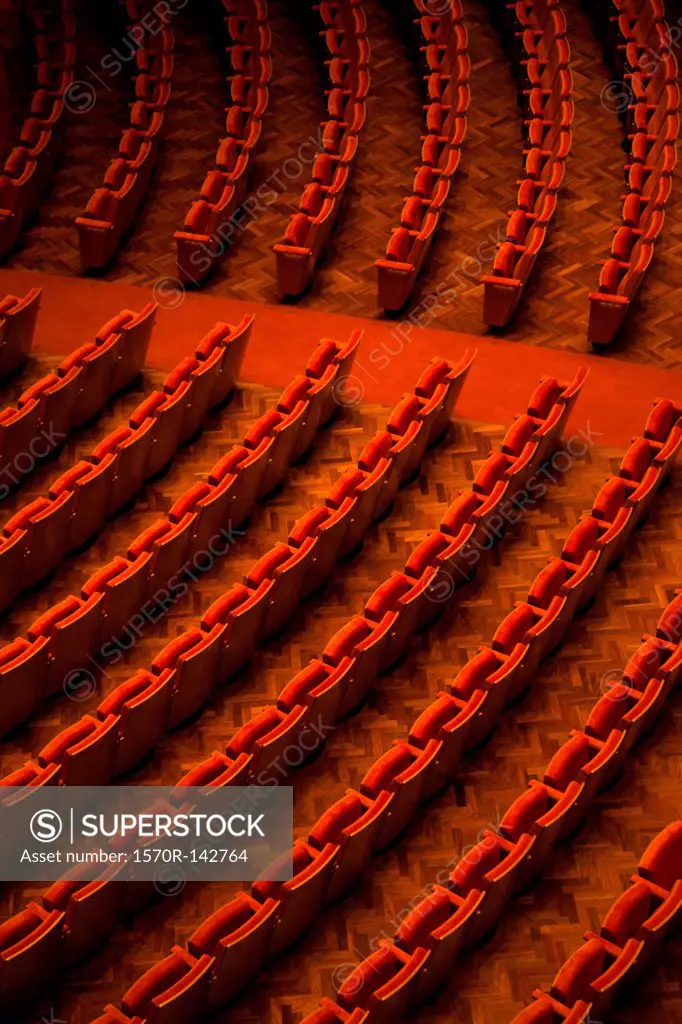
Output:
[30,810,63,843]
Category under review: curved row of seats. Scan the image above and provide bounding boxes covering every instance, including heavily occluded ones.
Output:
[75,1,174,270]
[0,327,352,753]
[376,0,470,312]
[273,0,369,299]
[175,0,272,285]
[483,0,573,327]
[62,367,588,1023]
[509,821,682,1024]
[588,0,678,346]
[0,333,377,1013]
[0,0,75,258]
[310,613,682,1024]
[291,403,682,1024]
[0,307,248,625]
[0,297,150,502]
[0,286,40,379]
[0,349,471,1015]
[1,372,678,1019]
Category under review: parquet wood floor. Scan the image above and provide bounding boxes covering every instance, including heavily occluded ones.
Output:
[1,1,681,1021]
[2,380,679,1024]
[4,0,682,367]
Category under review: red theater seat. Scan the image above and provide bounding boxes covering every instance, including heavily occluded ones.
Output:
[0,637,50,735]
[0,528,26,613]
[188,894,278,1007]
[0,902,64,1009]
[638,820,682,890]
[252,840,338,954]
[130,387,190,479]
[49,456,117,551]
[43,865,125,965]
[0,288,41,377]
[93,418,156,516]
[4,492,73,589]
[38,714,120,786]
[121,947,213,1024]
[18,365,81,438]
[336,941,430,1023]
[129,515,196,591]
[89,1009,144,1024]
[58,335,122,426]
[98,670,173,776]
[152,626,224,729]
[27,593,103,697]
[0,399,41,473]
[82,553,153,642]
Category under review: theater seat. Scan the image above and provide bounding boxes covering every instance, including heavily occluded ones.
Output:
[38,714,120,786]
[4,492,73,589]
[49,456,117,551]
[638,820,682,890]
[336,941,429,1022]
[82,553,153,643]
[121,947,213,1024]
[152,626,224,729]
[88,1009,143,1024]
[0,637,50,735]
[130,387,189,478]
[252,840,338,954]
[28,593,103,697]
[188,894,279,1007]
[98,670,173,776]
[0,288,41,377]
[0,902,64,1009]
[0,528,25,613]
[43,865,125,965]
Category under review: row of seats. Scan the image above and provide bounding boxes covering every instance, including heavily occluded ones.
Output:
[483,0,573,327]
[292,410,682,1023]
[0,344,469,1018]
[175,0,272,284]
[75,2,174,270]
[0,0,74,258]
[0,297,150,498]
[0,285,41,378]
[0,332,364,1013]
[0,302,158,610]
[74,366,586,1024]
[376,0,470,312]
[599,0,669,78]
[0,313,254,735]
[588,1,678,345]
[274,0,369,298]
[0,329,355,756]
[509,820,682,1023]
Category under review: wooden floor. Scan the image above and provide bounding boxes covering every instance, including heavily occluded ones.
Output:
[0,377,679,1024]
[1,0,681,1021]
[4,0,682,367]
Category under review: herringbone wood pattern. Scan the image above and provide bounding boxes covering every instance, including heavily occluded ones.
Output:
[1,384,680,1024]
[4,0,682,366]
[0,1,681,1022]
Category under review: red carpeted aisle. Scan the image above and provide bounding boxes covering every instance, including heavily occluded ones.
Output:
[2,268,681,447]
